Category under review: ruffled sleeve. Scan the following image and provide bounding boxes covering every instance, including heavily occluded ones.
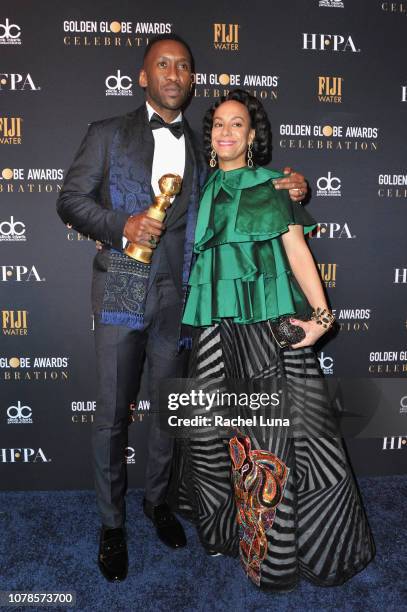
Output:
[235,180,316,237]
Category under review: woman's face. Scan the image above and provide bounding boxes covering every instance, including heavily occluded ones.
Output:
[211,100,255,170]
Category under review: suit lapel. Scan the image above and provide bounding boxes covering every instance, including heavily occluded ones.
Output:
[110,106,206,224]
[109,105,155,214]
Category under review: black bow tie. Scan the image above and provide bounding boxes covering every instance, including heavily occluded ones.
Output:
[150,112,184,139]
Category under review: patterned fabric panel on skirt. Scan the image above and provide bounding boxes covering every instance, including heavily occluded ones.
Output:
[170,320,375,592]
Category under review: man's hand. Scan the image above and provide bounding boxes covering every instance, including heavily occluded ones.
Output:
[123,212,164,248]
[273,166,308,203]
[289,318,327,349]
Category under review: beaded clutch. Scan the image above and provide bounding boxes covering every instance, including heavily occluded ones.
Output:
[268,315,308,349]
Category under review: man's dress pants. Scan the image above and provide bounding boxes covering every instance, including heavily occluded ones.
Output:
[92,273,187,528]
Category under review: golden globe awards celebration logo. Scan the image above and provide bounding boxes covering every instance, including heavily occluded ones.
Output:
[0,217,26,242]
[0,356,69,381]
[332,308,371,332]
[0,73,40,92]
[316,172,342,196]
[63,20,172,47]
[381,2,407,14]
[318,263,337,288]
[0,117,22,144]
[105,70,133,96]
[129,399,150,423]
[7,401,32,424]
[66,224,92,242]
[71,400,96,424]
[369,350,407,374]
[69,398,150,425]
[0,167,64,193]
[378,173,407,198]
[0,18,21,45]
[213,24,239,50]
[279,123,379,151]
[193,72,278,100]
[318,77,343,103]
[2,310,28,336]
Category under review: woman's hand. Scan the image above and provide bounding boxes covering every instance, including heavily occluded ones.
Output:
[289,317,328,349]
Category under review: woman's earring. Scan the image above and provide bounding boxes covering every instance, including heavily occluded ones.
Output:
[209,148,217,168]
[247,142,254,168]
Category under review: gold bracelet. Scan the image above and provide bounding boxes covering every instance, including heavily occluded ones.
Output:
[310,307,335,330]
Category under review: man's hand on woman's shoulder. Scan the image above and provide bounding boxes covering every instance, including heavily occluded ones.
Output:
[273,166,308,203]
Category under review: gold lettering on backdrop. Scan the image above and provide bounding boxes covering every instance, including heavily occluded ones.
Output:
[318,76,343,102]
[2,310,28,335]
[63,35,146,47]
[0,117,22,143]
[213,23,239,50]
[279,139,378,151]
[318,263,337,288]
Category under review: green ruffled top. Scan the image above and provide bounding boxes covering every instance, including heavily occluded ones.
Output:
[182,166,317,327]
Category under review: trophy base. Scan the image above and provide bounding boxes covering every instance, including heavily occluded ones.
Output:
[124,243,152,264]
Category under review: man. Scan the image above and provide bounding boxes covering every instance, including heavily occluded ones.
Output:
[57,34,308,583]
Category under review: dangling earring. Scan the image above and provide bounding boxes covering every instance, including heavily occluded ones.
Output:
[209,148,217,168]
[247,142,253,168]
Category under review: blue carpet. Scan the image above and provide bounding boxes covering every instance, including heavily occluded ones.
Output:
[1,475,406,612]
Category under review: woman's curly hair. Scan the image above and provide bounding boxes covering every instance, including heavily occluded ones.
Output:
[202,88,272,166]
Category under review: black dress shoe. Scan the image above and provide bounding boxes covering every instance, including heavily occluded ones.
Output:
[98,526,128,582]
[143,499,187,549]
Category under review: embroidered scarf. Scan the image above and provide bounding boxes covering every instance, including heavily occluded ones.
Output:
[100,110,203,341]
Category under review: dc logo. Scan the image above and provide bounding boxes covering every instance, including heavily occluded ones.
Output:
[105,70,132,91]
[318,352,334,372]
[317,172,341,192]
[0,19,21,40]
[125,446,136,463]
[7,401,32,420]
[0,216,25,236]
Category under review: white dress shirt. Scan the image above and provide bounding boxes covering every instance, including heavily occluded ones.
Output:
[146,101,185,196]
[123,102,186,247]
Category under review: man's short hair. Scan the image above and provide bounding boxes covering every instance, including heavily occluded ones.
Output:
[143,34,194,69]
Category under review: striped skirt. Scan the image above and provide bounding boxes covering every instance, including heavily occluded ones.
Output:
[170,320,375,592]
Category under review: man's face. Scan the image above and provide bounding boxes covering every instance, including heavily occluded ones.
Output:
[139,40,192,114]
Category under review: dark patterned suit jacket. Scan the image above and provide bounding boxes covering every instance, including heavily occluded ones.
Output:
[57,104,207,313]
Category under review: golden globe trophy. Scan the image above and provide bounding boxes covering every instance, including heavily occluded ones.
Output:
[124,173,182,264]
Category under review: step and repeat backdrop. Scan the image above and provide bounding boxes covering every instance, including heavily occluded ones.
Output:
[1,0,406,489]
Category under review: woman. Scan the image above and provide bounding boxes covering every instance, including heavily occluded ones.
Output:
[170,89,375,592]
